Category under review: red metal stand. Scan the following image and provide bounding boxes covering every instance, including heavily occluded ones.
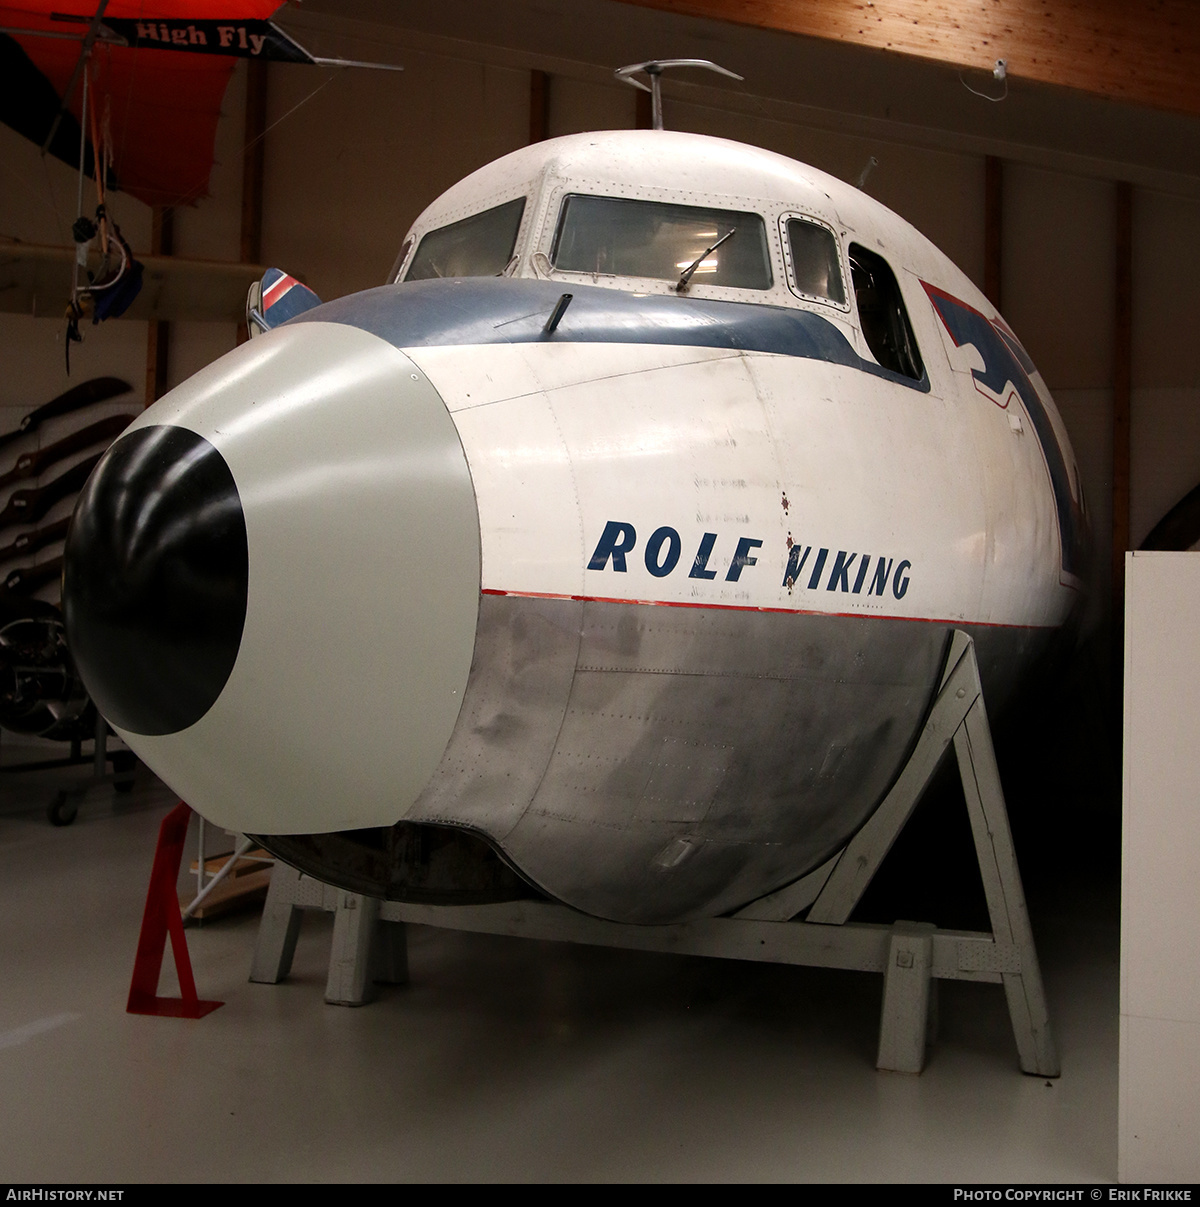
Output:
[127,801,223,1018]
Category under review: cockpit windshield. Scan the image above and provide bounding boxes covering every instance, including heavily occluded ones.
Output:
[551,195,772,289]
[405,198,526,281]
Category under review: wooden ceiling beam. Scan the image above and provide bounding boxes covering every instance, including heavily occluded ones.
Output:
[616,0,1200,118]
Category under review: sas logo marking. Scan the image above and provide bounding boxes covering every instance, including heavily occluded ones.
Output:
[588,521,762,581]
[784,543,911,599]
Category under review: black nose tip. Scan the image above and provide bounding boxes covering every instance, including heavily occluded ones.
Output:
[63,425,249,736]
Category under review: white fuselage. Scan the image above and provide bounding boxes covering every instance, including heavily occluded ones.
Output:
[63,132,1086,923]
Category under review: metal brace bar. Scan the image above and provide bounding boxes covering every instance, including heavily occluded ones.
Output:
[182,835,253,920]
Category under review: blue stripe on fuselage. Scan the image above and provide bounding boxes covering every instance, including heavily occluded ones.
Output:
[288,277,931,393]
[922,282,1088,580]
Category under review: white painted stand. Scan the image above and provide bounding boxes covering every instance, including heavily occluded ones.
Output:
[251,631,1057,1076]
[250,868,409,1004]
[1120,552,1200,1181]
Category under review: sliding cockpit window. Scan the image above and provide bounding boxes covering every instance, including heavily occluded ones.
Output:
[849,243,924,381]
[405,198,527,281]
[551,195,773,289]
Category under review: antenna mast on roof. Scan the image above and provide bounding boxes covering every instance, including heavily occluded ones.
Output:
[614,59,743,130]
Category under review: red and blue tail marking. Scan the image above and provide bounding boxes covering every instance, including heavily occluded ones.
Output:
[258,268,322,327]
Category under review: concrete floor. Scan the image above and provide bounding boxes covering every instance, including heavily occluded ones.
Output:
[0,758,1118,1183]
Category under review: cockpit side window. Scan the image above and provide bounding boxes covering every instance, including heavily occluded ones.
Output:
[551,195,772,290]
[405,198,526,282]
[784,218,846,306]
[849,244,923,381]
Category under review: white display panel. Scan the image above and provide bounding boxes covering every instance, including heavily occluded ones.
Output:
[1121,551,1200,1182]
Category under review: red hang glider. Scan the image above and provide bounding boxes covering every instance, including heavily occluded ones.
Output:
[1,1,325,207]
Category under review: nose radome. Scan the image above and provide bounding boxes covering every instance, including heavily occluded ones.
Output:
[64,426,249,737]
[62,321,481,836]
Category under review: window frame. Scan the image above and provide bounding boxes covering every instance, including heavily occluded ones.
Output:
[543,189,778,299]
[848,242,925,382]
[397,194,530,285]
[778,212,851,313]
[388,237,414,285]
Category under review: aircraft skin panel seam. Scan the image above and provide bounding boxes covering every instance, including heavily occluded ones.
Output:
[479,587,1059,631]
[510,396,588,835]
[407,344,746,414]
[403,594,1049,923]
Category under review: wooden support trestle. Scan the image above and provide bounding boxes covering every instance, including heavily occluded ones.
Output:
[250,631,1057,1076]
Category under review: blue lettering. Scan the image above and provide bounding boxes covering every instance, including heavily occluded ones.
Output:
[688,532,719,580]
[726,537,763,582]
[852,554,870,594]
[645,526,681,577]
[826,550,857,592]
[783,543,811,590]
[870,557,893,597]
[892,559,911,599]
[588,521,636,572]
[590,522,909,595]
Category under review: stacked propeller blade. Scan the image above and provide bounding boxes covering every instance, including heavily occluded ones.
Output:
[0,378,135,739]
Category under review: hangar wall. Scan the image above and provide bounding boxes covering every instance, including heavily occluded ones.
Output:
[3,24,1198,637]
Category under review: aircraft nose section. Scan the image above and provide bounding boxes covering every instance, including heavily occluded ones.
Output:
[62,321,481,836]
[63,426,249,737]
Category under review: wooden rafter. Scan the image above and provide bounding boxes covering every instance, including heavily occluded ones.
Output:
[616,0,1200,118]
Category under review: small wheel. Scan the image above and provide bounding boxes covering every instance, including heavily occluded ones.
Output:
[111,750,137,793]
[48,791,78,826]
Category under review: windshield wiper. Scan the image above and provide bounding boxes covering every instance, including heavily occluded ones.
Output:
[676,228,735,292]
